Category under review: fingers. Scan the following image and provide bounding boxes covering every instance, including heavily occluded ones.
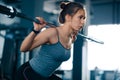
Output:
[33,17,46,31]
[35,17,46,24]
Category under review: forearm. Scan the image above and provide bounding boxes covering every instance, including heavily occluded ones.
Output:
[20,17,46,52]
[20,31,37,52]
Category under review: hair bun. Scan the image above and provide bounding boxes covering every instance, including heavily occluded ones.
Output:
[60,2,66,9]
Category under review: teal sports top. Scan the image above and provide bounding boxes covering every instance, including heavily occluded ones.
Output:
[29,28,71,77]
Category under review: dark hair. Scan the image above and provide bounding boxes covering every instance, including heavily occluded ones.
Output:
[59,1,84,24]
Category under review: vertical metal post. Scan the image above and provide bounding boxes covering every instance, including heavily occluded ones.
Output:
[73,0,91,80]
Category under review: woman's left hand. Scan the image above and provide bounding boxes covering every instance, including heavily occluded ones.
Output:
[33,17,46,31]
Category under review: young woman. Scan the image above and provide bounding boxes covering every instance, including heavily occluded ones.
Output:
[15,1,86,80]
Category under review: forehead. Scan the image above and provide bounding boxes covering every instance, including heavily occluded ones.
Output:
[74,9,85,16]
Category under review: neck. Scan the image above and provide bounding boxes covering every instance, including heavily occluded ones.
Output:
[61,23,78,37]
[60,24,73,38]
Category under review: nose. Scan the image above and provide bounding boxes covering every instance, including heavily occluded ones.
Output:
[80,19,85,24]
[80,20,85,27]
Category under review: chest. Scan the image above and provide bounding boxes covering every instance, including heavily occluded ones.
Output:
[41,43,71,61]
[59,36,73,50]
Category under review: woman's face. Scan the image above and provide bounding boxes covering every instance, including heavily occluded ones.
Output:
[71,9,86,32]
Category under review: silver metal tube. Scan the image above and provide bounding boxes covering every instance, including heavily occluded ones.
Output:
[78,33,104,44]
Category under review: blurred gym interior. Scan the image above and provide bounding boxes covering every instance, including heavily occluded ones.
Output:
[0,0,120,80]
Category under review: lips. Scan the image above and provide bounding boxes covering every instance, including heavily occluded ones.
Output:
[78,26,83,29]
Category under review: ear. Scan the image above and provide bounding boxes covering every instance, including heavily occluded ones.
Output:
[65,14,72,22]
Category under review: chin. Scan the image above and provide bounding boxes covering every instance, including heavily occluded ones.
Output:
[73,30,78,35]
[76,29,80,32]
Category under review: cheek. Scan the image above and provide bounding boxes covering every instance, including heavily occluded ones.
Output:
[72,20,80,27]
[71,18,81,29]
[72,18,80,25]
[71,22,79,30]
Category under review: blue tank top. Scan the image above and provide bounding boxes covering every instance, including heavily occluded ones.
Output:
[29,29,71,77]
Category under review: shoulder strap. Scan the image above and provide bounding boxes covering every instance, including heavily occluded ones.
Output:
[54,28,60,41]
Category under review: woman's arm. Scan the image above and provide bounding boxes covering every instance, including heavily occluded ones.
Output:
[20,31,38,52]
[20,17,58,52]
[20,27,58,52]
[20,17,46,52]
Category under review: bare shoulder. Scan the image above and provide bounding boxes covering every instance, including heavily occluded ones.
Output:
[39,27,58,39]
[43,27,58,44]
[42,27,58,36]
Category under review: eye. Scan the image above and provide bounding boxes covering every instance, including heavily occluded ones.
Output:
[79,15,86,20]
[83,16,86,20]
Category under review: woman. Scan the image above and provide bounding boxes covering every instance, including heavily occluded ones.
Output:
[15,1,86,80]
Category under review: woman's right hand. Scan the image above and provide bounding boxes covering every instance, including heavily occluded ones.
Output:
[33,17,46,31]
